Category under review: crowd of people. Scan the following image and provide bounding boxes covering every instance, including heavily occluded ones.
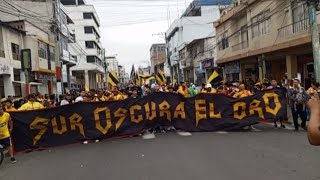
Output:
[1,77,320,164]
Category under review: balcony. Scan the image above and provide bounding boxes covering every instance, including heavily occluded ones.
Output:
[232,41,248,52]
[278,18,310,38]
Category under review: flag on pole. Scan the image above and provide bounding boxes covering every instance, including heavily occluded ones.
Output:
[156,69,167,84]
[130,64,136,80]
[108,70,119,86]
[206,70,222,84]
[135,74,142,86]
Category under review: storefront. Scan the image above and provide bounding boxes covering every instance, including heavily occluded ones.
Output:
[202,58,215,82]
[224,61,240,82]
[195,67,205,85]
[297,54,314,89]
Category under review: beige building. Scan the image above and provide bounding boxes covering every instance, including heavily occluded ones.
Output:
[150,43,166,75]
[179,36,216,85]
[215,0,316,87]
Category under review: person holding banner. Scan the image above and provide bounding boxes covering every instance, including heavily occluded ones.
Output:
[109,87,124,101]
[0,105,17,163]
[177,82,190,98]
[233,84,251,98]
[18,94,44,111]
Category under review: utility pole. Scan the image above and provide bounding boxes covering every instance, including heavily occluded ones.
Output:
[306,0,320,81]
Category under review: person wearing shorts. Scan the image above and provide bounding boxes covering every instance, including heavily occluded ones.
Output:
[0,105,17,163]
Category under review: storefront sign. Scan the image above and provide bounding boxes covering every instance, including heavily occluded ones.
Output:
[202,59,214,69]
[0,62,11,75]
[35,72,52,81]
[225,61,240,74]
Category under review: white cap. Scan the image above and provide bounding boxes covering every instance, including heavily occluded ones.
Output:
[205,83,212,88]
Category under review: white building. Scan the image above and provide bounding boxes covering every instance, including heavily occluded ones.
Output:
[106,56,119,76]
[61,0,105,90]
[166,1,220,82]
[0,0,76,96]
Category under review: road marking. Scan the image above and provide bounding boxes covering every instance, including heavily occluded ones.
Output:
[215,131,229,134]
[176,131,192,136]
[142,132,156,139]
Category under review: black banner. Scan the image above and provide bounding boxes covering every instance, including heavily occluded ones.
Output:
[11,89,287,151]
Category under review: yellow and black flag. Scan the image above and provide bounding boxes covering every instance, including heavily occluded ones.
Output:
[207,70,222,84]
[156,69,167,84]
[139,74,155,81]
[108,70,119,86]
[134,74,142,86]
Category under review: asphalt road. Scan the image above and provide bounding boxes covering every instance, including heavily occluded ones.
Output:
[0,124,319,180]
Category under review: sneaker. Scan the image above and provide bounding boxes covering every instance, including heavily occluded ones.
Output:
[95,139,100,143]
[83,141,89,144]
[280,124,286,129]
[250,126,262,132]
[176,131,192,136]
[10,157,17,163]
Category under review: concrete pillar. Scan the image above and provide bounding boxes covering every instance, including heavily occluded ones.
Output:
[3,75,14,97]
[66,65,71,89]
[85,70,89,88]
[286,55,298,79]
[20,71,26,98]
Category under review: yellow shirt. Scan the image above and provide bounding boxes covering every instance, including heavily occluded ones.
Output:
[6,107,16,112]
[113,94,124,101]
[177,87,190,98]
[93,96,107,102]
[18,101,44,111]
[201,88,217,94]
[0,112,11,140]
[233,90,251,98]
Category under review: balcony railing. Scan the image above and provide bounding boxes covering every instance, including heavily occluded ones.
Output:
[232,41,248,52]
[278,18,310,38]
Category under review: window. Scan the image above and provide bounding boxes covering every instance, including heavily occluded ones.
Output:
[70,33,76,42]
[84,26,93,34]
[251,10,271,38]
[11,43,19,60]
[83,13,93,19]
[83,12,100,27]
[85,41,95,48]
[291,1,308,32]
[13,69,21,97]
[219,32,229,50]
[49,46,55,61]
[86,56,95,63]
[61,0,76,5]
[38,41,47,59]
[61,37,68,51]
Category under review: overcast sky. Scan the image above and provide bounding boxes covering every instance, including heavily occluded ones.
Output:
[86,0,193,73]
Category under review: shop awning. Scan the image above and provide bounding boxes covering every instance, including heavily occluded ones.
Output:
[29,82,42,85]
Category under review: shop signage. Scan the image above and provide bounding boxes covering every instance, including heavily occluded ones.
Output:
[202,59,214,69]
[225,61,240,74]
[0,61,11,75]
[35,72,52,81]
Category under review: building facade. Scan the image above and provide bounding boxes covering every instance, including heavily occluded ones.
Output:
[0,0,76,95]
[165,0,221,83]
[179,36,216,84]
[61,0,105,90]
[215,0,317,87]
[150,43,166,74]
[106,56,119,76]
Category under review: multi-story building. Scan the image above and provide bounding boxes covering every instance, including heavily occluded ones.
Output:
[179,36,216,84]
[0,0,75,95]
[165,0,224,83]
[61,0,105,90]
[215,0,317,87]
[150,43,166,74]
[0,20,57,97]
[106,56,119,76]
[118,65,125,84]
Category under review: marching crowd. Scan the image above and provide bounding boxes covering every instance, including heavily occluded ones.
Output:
[0,77,320,164]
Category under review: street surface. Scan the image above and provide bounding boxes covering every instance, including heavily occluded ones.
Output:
[0,124,319,180]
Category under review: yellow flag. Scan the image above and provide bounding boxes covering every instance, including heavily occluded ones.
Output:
[85,84,89,92]
[65,88,70,94]
[206,70,222,84]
